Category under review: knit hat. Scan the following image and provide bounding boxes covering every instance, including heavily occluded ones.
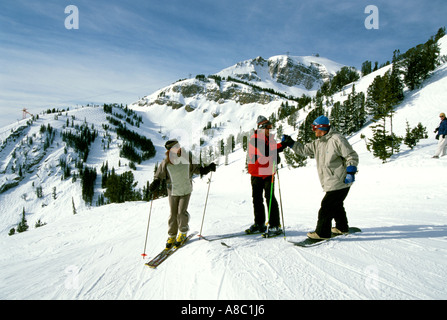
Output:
[312,115,330,131]
[257,115,272,129]
[165,139,179,150]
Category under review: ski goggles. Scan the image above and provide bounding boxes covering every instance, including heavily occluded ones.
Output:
[311,124,330,131]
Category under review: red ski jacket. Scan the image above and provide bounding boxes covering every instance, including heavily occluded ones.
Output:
[248,130,284,177]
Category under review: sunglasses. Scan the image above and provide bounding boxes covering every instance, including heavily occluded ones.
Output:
[258,121,272,129]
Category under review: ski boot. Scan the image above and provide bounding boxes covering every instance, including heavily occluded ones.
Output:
[331,227,348,235]
[245,223,266,234]
[174,232,187,248]
[307,232,330,240]
[166,236,176,249]
[262,226,283,238]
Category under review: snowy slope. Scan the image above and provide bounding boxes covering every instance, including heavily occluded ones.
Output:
[1,137,446,299]
[1,38,447,300]
[130,54,344,149]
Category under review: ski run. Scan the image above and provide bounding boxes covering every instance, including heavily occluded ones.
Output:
[1,38,447,302]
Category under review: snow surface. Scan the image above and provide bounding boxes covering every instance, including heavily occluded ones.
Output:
[1,41,447,300]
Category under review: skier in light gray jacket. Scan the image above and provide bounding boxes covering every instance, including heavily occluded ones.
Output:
[149,139,215,248]
[281,115,359,240]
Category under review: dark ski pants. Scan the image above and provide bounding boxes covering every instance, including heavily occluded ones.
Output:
[251,176,280,227]
[315,187,350,238]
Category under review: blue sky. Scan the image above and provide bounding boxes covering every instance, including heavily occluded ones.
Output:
[0,0,446,127]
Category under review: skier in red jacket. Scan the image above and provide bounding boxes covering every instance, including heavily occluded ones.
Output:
[246,116,285,235]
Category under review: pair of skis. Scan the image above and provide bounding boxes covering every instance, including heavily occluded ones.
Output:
[145,232,198,269]
[200,229,284,248]
[289,227,362,247]
[145,229,283,268]
[199,228,284,241]
[200,227,362,247]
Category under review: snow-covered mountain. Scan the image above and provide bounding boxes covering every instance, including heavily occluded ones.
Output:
[1,37,447,300]
[130,54,344,151]
[216,55,344,94]
[137,54,343,107]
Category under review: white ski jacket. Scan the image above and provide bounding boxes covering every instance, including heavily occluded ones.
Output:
[291,129,359,192]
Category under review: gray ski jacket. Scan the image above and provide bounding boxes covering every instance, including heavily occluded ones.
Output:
[154,148,201,196]
[291,129,359,192]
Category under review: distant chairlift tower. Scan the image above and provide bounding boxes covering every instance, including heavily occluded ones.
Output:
[22,108,33,119]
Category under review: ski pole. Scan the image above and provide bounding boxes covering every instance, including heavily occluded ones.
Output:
[276,168,286,239]
[266,161,276,234]
[199,171,212,238]
[141,195,154,259]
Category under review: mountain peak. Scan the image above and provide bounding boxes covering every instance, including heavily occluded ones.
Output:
[216,54,344,91]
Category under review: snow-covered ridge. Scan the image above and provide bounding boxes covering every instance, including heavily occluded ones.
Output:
[135,54,344,113]
[216,54,344,94]
[217,54,344,85]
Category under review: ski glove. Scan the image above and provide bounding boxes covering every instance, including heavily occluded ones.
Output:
[281,135,295,148]
[200,162,216,176]
[344,166,357,184]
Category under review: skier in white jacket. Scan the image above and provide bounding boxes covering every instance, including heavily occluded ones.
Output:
[282,115,359,240]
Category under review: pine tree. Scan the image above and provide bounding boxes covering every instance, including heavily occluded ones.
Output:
[104,170,120,203]
[330,86,365,136]
[361,60,372,76]
[283,148,307,168]
[330,101,342,132]
[352,91,366,132]
[104,170,138,203]
[298,106,324,143]
[402,35,441,90]
[287,110,298,130]
[367,122,393,162]
[17,208,29,233]
[35,219,46,228]
[366,69,404,161]
[81,166,97,205]
[120,171,138,202]
[220,139,225,156]
[404,121,428,149]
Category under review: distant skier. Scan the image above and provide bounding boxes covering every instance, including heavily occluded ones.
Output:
[246,115,285,236]
[149,139,215,249]
[433,112,447,158]
[281,115,359,240]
